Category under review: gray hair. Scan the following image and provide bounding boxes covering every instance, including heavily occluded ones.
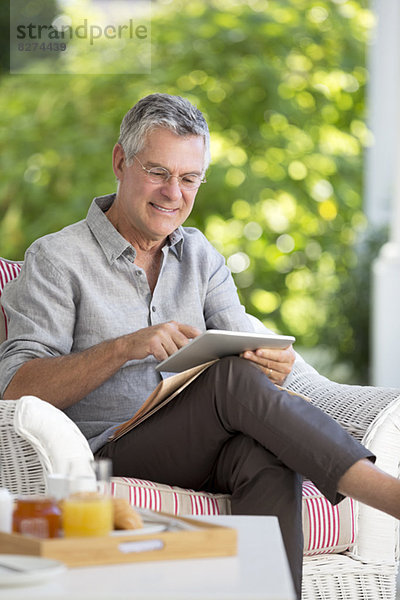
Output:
[118,93,211,172]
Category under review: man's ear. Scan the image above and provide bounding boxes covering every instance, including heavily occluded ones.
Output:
[112,143,126,180]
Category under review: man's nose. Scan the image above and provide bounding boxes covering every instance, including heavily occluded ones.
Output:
[161,176,182,200]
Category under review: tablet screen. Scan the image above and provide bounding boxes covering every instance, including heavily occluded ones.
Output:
[156,329,295,373]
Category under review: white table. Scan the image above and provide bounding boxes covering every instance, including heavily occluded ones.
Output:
[0,516,296,600]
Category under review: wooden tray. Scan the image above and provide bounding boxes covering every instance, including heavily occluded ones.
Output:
[0,516,237,567]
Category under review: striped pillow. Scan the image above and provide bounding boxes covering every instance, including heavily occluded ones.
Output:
[0,258,23,343]
[110,476,356,555]
[302,479,355,555]
[110,477,230,516]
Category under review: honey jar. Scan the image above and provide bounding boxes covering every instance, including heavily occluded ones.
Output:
[13,496,62,538]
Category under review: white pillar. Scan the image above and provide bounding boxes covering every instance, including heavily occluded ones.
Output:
[372,245,400,386]
[371,1,400,386]
[365,0,400,227]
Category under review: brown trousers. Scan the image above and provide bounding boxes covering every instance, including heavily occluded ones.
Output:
[96,356,373,599]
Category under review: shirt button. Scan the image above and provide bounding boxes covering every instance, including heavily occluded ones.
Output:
[152,306,156,312]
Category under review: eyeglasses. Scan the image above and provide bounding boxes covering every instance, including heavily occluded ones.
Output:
[132,155,206,190]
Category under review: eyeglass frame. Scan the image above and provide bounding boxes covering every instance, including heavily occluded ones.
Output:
[132,154,207,190]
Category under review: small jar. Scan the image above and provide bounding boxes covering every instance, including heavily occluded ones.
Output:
[13,496,62,538]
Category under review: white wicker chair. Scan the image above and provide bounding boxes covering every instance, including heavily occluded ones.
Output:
[1,256,400,599]
[1,358,399,600]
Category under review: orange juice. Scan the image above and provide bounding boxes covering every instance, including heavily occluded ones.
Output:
[62,492,113,537]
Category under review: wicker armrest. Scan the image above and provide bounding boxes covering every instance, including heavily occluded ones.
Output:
[286,356,400,443]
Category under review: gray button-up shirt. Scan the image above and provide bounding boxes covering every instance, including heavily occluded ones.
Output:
[0,194,254,451]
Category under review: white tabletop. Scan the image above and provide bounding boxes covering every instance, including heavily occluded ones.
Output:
[0,515,296,600]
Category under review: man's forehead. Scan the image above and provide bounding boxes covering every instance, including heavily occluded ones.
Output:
[140,128,206,166]
[143,126,204,146]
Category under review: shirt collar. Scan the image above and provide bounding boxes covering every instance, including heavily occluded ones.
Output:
[86,194,132,265]
[87,194,185,264]
[168,228,184,261]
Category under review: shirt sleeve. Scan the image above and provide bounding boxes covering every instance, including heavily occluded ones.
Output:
[0,246,76,397]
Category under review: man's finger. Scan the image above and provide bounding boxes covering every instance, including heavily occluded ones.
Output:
[255,346,292,361]
[176,323,202,339]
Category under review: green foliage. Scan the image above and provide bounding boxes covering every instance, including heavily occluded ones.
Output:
[0,0,375,381]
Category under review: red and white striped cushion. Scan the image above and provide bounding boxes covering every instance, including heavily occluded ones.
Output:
[0,258,22,343]
[302,479,355,555]
[0,256,356,556]
[111,477,229,516]
[111,476,356,556]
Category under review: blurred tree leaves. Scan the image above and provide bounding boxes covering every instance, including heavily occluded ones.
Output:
[0,0,375,381]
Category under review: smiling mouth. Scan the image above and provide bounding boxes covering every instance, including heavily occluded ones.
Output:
[150,203,177,213]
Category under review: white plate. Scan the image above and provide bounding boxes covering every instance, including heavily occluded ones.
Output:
[0,555,66,588]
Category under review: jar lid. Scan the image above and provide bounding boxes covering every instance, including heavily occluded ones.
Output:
[14,495,57,503]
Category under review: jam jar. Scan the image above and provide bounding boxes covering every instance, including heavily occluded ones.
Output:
[13,496,62,538]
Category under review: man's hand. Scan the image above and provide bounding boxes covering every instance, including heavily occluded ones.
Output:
[127,321,202,362]
[242,345,295,385]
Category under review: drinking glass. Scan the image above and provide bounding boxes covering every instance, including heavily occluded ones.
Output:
[62,458,113,537]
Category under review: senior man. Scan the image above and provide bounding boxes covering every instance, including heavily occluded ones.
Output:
[2,93,400,599]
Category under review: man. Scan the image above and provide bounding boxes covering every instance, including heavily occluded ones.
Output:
[1,93,400,600]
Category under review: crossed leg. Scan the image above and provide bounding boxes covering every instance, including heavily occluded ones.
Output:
[97,357,384,599]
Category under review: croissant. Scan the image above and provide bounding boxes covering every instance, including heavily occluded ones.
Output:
[112,497,143,530]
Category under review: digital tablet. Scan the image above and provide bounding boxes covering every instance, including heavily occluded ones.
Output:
[155,329,295,373]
